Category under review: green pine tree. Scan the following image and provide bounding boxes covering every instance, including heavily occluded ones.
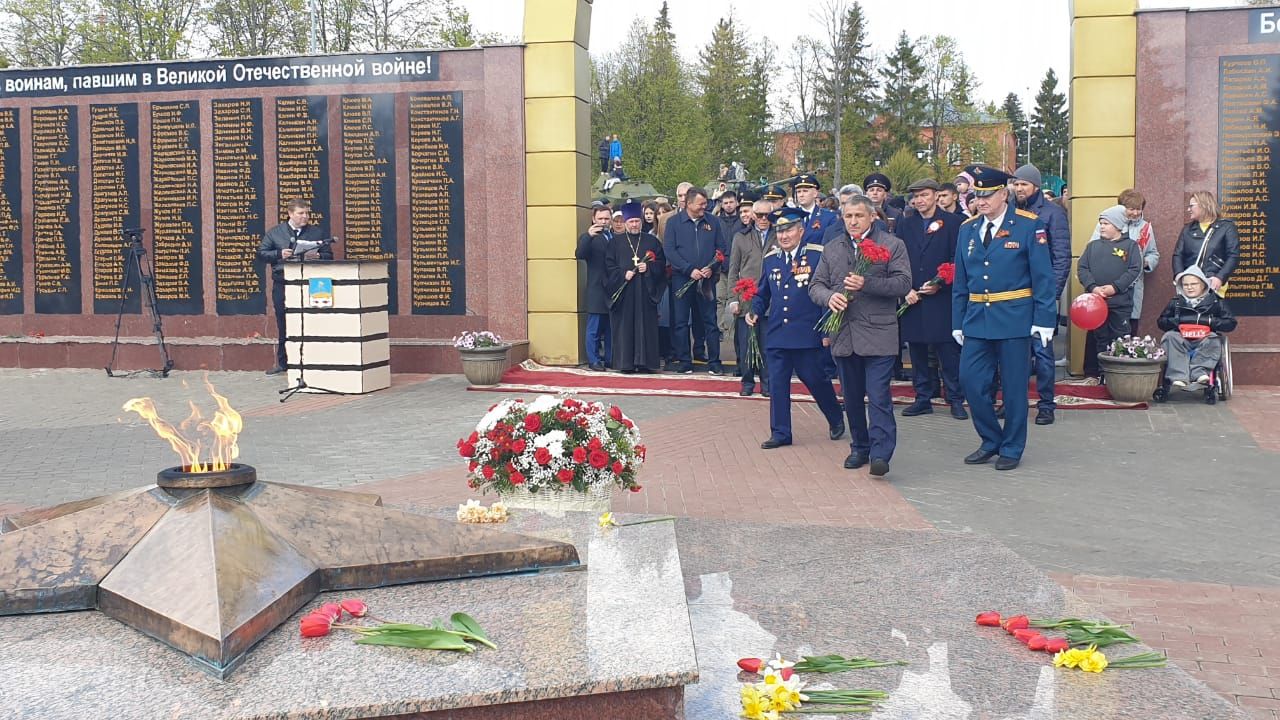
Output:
[1003,93,1029,165]
[879,31,928,153]
[1031,68,1069,178]
[813,0,878,188]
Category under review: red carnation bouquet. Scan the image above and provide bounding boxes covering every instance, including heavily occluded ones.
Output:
[816,238,892,334]
[897,262,956,317]
[457,395,645,496]
[732,278,764,369]
[675,249,726,299]
[610,249,657,307]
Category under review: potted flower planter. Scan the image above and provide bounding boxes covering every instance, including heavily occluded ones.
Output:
[454,331,510,387]
[1097,353,1165,403]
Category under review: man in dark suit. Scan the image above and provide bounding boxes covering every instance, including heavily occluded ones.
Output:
[809,195,912,478]
[576,204,614,370]
[665,187,730,375]
[897,178,967,420]
[256,198,331,375]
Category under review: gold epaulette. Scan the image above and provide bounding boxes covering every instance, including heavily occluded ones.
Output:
[764,248,783,258]
[961,214,982,225]
[801,243,824,253]
[1015,208,1039,220]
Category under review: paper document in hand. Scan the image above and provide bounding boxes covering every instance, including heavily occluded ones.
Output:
[293,239,322,254]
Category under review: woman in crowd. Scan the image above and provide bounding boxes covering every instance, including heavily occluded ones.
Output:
[1173,191,1240,294]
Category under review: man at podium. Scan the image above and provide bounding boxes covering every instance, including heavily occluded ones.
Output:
[257,198,332,375]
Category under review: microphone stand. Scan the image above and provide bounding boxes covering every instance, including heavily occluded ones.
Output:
[278,237,343,402]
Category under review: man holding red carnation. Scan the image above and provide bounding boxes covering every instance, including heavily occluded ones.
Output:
[727,199,777,396]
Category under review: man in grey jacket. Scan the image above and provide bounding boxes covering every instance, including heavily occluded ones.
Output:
[727,199,777,395]
[256,198,332,375]
[809,195,912,477]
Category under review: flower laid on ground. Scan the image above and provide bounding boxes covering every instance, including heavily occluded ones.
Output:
[1028,617,1140,647]
[610,250,658,306]
[897,262,956,317]
[978,611,1158,665]
[458,395,644,496]
[1103,334,1166,360]
[816,238,893,334]
[452,330,505,350]
[675,249,727,298]
[298,599,496,653]
[732,278,764,370]
[597,511,676,531]
[736,654,893,718]
[975,611,1002,626]
[1054,644,1167,672]
[456,499,509,524]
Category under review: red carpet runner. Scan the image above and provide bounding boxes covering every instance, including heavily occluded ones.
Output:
[469,362,1146,409]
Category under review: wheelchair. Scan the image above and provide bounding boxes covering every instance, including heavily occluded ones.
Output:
[1152,335,1232,405]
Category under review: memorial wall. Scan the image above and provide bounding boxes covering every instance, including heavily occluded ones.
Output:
[0,47,521,370]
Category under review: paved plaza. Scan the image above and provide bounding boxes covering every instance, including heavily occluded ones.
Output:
[1,368,1278,718]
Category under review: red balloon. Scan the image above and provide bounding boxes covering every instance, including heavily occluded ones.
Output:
[1070,293,1108,331]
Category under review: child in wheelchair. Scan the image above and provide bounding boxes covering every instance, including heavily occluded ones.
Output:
[1156,266,1236,389]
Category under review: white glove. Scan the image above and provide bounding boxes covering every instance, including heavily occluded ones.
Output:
[952,330,964,346]
[1031,325,1054,347]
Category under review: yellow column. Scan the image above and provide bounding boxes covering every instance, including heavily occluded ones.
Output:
[523,0,593,365]
[1069,0,1138,374]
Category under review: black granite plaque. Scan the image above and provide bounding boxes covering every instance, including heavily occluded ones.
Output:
[31,105,80,314]
[0,108,20,314]
[408,92,465,315]
[90,103,141,314]
[212,98,266,315]
[340,94,397,313]
[275,96,329,225]
[151,101,203,315]
[1218,55,1280,316]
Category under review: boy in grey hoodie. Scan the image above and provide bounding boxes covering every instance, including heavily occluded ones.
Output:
[1156,266,1237,387]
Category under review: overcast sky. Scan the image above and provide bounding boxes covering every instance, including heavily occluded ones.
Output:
[465,0,1255,113]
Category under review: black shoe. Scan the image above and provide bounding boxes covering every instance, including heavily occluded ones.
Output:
[707,363,725,375]
[265,365,286,376]
[739,385,753,396]
[761,438,790,449]
[829,423,846,441]
[694,353,709,363]
[636,367,654,374]
[995,456,1020,471]
[869,458,890,477]
[844,453,868,469]
[964,448,997,465]
[994,404,1006,419]
[901,401,933,417]
[761,388,770,398]
[588,362,605,372]
[950,403,969,420]
[1035,409,1055,425]
[676,363,694,374]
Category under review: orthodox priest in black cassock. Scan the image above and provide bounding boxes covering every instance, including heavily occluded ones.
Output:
[606,200,667,373]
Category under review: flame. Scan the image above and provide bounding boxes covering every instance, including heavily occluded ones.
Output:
[122,377,243,473]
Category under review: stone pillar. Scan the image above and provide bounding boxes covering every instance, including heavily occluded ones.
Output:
[523,0,593,365]
[1069,0,1138,374]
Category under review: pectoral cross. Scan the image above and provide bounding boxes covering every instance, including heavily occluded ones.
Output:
[632,253,640,266]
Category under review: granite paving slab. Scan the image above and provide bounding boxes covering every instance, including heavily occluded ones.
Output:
[0,511,697,720]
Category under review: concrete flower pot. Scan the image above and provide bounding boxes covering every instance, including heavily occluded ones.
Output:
[1097,353,1165,403]
[458,345,510,387]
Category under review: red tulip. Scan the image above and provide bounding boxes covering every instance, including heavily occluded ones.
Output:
[340,599,368,618]
[319,602,343,623]
[1027,634,1048,651]
[1013,629,1041,645]
[1002,615,1030,632]
[737,657,763,673]
[780,667,795,680]
[630,485,642,492]
[1043,638,1070,653]
[300,613,332,638]
[975,611,1002,627]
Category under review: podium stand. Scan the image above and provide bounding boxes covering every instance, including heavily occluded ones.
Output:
[283,260,391,394]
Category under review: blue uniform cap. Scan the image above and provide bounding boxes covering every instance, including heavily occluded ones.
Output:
[770,206,808,229]
[965,165,1011,197]
[762,184,787,200]
[791,173,821,191]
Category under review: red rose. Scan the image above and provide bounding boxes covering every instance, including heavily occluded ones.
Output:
[509,470,525,485]
[587,437,603,452]
[468,431,479,443]
[975,611,1002,627]
[524,414,542,432]
[611,460,624,474]
[299,612,332,638]
[468,460,478,472]
[458,442,475,458]
[511,438,527,453]
[622,419,634,429]
[534,447,552,465]
[556,410,573,422]
[573,446,588,463]
[557,468,574,483]
[609,406,623,421]
[482,465,495,480]
[1002,615,1029,632]
[1043,638,1070,653]
[588,450,609,469]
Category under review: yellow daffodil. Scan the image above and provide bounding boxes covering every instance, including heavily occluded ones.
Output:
[1079,649,1109,673]
[770,683,803,711]
[597,512,616,529]
[1054,647,1087,669]
[740,685,779,719]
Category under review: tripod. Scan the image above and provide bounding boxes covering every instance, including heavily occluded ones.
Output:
[279,240,341,401]
[106,228,173,378]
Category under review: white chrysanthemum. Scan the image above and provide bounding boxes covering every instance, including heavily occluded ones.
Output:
[527,394,559,414]
[477,400,516,432]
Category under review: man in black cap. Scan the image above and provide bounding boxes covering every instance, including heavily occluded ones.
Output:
[898,178,967,419]
[791,174,838,247]
[951,165,1056,471]
[864,173,904,233]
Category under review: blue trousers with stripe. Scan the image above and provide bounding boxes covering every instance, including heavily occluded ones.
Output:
[960,336,1031,460]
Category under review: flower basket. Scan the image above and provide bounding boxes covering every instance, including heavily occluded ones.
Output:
[457,395,645,516]
[1098,335,1166,403]
[454,331,509,387]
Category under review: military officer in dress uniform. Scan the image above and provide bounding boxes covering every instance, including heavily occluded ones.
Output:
[951,166,1057,471]
[762,183,788,210]
[865,173,904,233]
[792,174,838,247]
[747,206,846,449]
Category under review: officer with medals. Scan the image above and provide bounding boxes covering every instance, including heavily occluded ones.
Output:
[951,166,1057,471]
[747,206,846,449]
